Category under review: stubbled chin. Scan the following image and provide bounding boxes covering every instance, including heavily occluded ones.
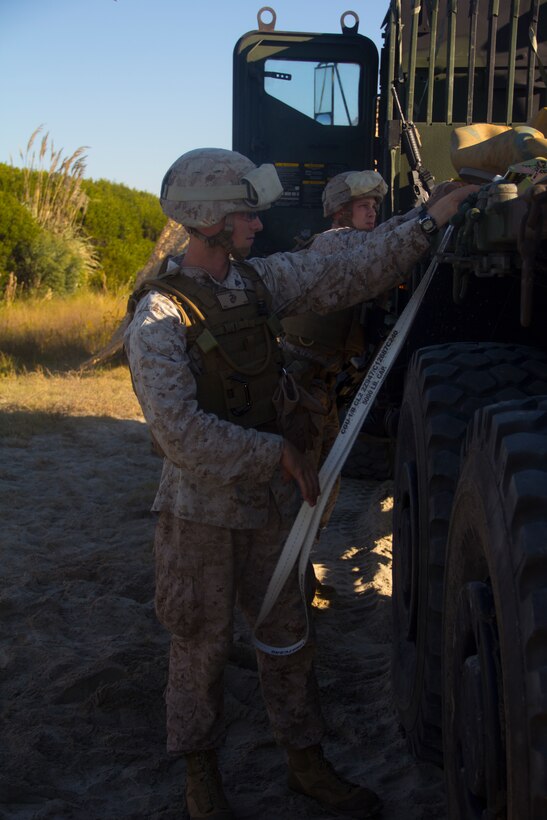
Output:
[231,245,252,260]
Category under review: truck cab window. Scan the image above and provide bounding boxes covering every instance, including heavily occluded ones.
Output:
[264,59,361,126]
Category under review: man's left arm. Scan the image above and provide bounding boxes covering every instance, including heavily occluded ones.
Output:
[254,217,429,318]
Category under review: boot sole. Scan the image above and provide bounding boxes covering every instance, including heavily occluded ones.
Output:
[288,778,383,819]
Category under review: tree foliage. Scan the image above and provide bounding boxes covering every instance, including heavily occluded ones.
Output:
[0,191,40,283]
[0,129,167,298]
[82,178,166,290]
[18,231,90,295]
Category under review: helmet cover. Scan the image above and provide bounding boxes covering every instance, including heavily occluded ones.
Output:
[160,148,283,227]
[322,170,388,217]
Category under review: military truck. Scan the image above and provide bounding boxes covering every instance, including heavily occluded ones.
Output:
[233,4,547,819]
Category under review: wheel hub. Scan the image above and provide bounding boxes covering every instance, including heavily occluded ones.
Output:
[453,580,506,818]
[393,459,419,642]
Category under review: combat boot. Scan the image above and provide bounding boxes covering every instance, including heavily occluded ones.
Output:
[185,750,234,819]
[287,744,382,818]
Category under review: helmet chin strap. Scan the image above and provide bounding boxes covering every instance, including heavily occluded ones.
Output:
[187,224,231,249]
[188,214,250,261]
[222,214,251,261]
[332,204,355,229]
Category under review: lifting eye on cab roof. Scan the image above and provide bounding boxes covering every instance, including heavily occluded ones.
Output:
[256,7,361,35]
[257,6,276,32]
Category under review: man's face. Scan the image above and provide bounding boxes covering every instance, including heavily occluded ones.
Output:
[351,196,378,231]
[230,211,263,257]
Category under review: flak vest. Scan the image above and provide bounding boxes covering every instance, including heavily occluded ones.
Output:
[130,260,285,431]
[281,306,365,365]
[280,232,365,365]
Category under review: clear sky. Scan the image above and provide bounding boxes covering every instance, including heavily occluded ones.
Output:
[0,0,387,196]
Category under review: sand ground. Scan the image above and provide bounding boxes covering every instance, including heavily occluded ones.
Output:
[0,413,446,819]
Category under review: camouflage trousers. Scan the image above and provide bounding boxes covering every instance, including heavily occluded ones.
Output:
[154,497,325,755]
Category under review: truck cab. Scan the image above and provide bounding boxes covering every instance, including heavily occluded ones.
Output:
[233,7,378,253]
[232,6,547,820]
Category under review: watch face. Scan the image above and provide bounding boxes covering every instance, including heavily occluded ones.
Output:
[419,211,437,234]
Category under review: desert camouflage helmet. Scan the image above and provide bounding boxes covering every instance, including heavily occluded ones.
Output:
[160,148,283,228]
[322,170,388,218]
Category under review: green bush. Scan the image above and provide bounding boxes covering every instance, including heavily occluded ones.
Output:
[0,191,40,294]
[0,163,25,198]
[83,179,166,289]
[0,146,167,297]
[18,230,89,295]
[0,180,95,297]
[87,236,154,291]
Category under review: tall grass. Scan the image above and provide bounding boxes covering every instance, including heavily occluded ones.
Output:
[0,292,128,373]
[0,291,142,434]
[21,126,89,234]
[0,366,143,433]
[17,126,99,287]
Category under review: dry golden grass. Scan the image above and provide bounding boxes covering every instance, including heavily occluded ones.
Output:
[0,292,128,373]
[0,367,144,439]
[0,291,143,438]
[0,366,142,418]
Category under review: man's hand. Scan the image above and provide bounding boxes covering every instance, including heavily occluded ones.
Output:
[427,183,480,227]
[280,439,320,506]
[426,179,466,208]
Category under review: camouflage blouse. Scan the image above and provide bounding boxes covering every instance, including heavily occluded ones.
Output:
[124,216,429,528]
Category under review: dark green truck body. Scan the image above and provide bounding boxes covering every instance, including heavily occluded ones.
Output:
[233,4,547,818]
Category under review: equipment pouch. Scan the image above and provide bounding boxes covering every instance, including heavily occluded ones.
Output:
[272,371,326,453]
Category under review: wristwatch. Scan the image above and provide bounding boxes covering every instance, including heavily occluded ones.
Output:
[417,207,438,237]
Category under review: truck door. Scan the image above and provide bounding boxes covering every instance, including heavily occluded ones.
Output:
[233,8,379,254]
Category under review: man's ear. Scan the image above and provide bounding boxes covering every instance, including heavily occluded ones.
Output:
[200,217,227,237]
[331,207,345,227]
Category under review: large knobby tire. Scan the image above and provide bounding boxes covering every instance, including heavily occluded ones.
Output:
[342,432,393,480]
[443,397,547,820]
[391,342,547,766]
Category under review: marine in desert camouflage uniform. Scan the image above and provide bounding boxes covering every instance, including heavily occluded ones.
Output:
[280,170,390,534]
[124,148,476,820]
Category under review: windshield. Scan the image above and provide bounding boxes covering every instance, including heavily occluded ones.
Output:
[264,58,361,125]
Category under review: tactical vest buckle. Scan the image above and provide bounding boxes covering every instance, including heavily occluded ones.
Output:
[228,373,252,417]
